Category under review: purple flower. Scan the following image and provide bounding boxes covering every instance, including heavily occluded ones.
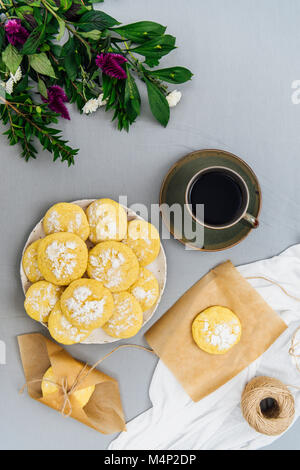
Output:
[5,19,29,47]
[96,53,128,80]
[42,85,70,120]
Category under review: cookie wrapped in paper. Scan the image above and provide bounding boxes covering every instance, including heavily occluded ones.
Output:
[145,261,287,402]
[18,333,126,434]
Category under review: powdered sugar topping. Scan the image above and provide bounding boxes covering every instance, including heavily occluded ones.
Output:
[90,249,126,289]
[88,202,119,240]
[26,284,61,321]
[46,210,61,232]
[132,286,156,304]
[202,319,241,351]
[46,241,78,280]
[68,213,82,233]
[55,314,89,343]
[106,295,137,334]
[66,286,107,326]
[24,246,42,280]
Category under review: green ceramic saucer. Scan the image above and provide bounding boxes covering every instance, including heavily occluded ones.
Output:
[160,149,262,251]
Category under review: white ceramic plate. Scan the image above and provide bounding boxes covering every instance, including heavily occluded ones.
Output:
[20,199,167,344]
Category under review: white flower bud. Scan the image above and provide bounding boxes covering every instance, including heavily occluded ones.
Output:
[166,90,182,108]
[82,98,99,115]
[11,67,22,84]
[5,78,14,95]
[98,93,108,107]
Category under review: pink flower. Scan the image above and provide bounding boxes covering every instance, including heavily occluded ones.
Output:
[96,53,128,80]
[42,85,70,120]
[5,19,29,47]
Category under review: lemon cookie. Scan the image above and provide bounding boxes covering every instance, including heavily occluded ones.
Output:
[61,279,114,330]
[103,292,143,339]
[24,281,63,323]
[192,306,242,355]
[129,267,159,312]
[87,241,139,293]
[38,233,88,286]
[22,240,43,283]
[124,220,160,266]
[48,302,91,345]
[43,203,90,241]
[86,199,127,243]
[42,366,95,407]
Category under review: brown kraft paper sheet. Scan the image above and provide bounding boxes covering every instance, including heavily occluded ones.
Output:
[145,261,287,402]
[18,333,126,435]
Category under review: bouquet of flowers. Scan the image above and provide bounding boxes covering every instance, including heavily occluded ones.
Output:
[0,0,193,165]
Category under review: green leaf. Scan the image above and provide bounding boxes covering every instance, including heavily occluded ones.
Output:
[80,30,102,40]
[78,11,120,31]
[21,26,46,55]
[130,35,176,59]
[0,28,5,52]
[14,75,29,94]
[102,74,115,101]
[113,21,167,43]
[59,0,73,10]
[144,57,160,67]
[147,66,193,84]
[43,0,58,10]
[64,54,77,81]
[29,53,56,78]
[60,37,78,80]
[38,77,48,98]
[15,6,34,21]
[56,17,66,42]
[51,45,62,58]
[145,78,170,127]
[26,1,42,7]
[125,65,141,121]
[0,81,6,97]
[61,36,74,58]
[2,45,23,75]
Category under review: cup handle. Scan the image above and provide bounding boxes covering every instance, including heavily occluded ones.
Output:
[243,213,259,229]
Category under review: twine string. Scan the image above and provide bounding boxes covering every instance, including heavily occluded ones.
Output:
[289,326,300,373]
[245,276,300,302]
[241,377,296,436]
[20,344,154,417]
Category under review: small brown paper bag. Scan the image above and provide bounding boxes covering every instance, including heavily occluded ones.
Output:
[146,261,287,402]
[18,333,126,435]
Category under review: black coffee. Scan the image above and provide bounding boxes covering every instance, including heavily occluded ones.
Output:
[189,170,244,227]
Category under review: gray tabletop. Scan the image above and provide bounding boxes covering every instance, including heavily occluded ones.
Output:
[1,0,300,451]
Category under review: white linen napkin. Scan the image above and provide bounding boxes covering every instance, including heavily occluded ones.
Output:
[109,245,300,450]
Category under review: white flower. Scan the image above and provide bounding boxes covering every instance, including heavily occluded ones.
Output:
[11,67,22,84]
[0,67,23,97]
[166,90,182,108]
[83,93,108,115]
[98,93,107,107]
[82,98,99,115]
[5,78,14,95]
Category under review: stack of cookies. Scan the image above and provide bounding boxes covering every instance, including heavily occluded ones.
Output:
[22,199,161,345]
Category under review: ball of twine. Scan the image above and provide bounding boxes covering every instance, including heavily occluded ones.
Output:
[241,377,295,436]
